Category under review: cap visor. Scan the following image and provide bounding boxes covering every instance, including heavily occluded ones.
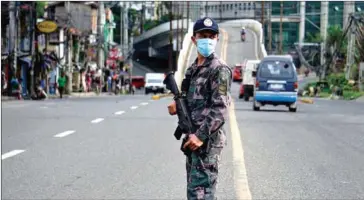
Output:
[194,28,219,34]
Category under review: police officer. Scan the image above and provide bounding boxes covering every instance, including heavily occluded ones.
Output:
[181,17,232,200]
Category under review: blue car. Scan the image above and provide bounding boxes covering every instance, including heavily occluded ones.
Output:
[253,55,298,112]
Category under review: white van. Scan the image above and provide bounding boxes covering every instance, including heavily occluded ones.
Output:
[144,73,166,94]
[240,60,260,101]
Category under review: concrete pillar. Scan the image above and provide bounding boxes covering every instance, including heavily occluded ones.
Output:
[343,1,355,29]
[299,1,306,45]
[320,1,329,69]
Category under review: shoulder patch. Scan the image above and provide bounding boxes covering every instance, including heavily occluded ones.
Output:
[218,66,231,95]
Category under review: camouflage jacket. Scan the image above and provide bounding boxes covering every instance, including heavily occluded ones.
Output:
[182,53,232,142]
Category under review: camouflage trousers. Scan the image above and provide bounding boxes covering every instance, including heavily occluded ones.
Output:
[185,130,225,200]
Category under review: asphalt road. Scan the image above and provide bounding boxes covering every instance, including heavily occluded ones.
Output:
[2,23,364,199]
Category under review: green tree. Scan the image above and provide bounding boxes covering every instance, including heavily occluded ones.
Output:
[325,25,347,74]
[305,32,322,43]
[36,1,47,18]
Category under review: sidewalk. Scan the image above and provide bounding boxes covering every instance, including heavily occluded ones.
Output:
[355,95,364,103]
[1,92,100,102]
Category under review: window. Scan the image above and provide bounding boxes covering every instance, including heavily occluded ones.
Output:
[147,79,162,84]
[259,60,294,79]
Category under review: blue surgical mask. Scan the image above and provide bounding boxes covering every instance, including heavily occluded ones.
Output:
[196,38,217,57]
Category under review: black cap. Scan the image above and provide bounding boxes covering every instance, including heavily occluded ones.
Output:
[193,17,219,34]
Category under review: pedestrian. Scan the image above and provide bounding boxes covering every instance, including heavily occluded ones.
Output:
[169,17,232,200]
[57,72,66,99]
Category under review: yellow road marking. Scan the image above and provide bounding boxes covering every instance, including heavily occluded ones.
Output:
[220,28,252,200]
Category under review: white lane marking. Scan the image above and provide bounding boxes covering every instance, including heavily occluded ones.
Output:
[114,111,125,115]
[229,101,252,200]
[2,150,26,160]
[140,102,149,106]
[130,106,138,110]
[221,28,252,200]
[54,130,76,138]
[40,106,48,109]
[221,30,252,200]
[91,118,104,124]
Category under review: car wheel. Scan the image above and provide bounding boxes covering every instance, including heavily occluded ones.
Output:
[244,93,250,102]
[253,102,260,111]
[289,107,297,112]
[145,89,149,95]
[239,94,243,99]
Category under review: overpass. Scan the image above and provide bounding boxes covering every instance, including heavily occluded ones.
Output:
[132,19,194,72]
[132,16,275,73]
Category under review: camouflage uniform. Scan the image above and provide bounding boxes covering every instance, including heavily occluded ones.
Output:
[183,52,232,200]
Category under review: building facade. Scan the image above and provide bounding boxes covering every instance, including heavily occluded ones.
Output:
[268,1,364,53]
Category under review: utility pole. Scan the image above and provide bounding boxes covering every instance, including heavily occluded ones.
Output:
[8,2,17,95]
[261,1,264,26]
[320,1,329,79]
[279,1,283,54]
[261,1,265,50]
[268,2,272,54]
[219,1,222,22]
[346,15,355,80]
[121,2,124,64]
[30,1,37,97]
[124,2,129,65]
[205,2,208,17]
[168,1,173,71]
[97,2,105,71]
[66,1,73,94]
[176,2,180,60]
[345,2,355,80]
[299,1,306,45]
[181,2,184,48]
[140,2,145,34]
[187,2,190,31]
[129,34,133,94]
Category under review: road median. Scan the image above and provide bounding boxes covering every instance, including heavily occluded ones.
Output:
[299,97,314,104]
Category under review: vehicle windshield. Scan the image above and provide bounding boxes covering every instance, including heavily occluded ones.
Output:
[147,79,163,84]
[258,60,294,79]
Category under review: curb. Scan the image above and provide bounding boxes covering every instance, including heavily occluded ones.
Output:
[299,98,314,104]
[2,92,101,102]
[151,93,173,100]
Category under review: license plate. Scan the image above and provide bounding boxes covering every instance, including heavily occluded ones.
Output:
[270,84,283,89]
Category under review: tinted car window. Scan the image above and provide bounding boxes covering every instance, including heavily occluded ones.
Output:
[147,79,163,84]
[258,60,294,79]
